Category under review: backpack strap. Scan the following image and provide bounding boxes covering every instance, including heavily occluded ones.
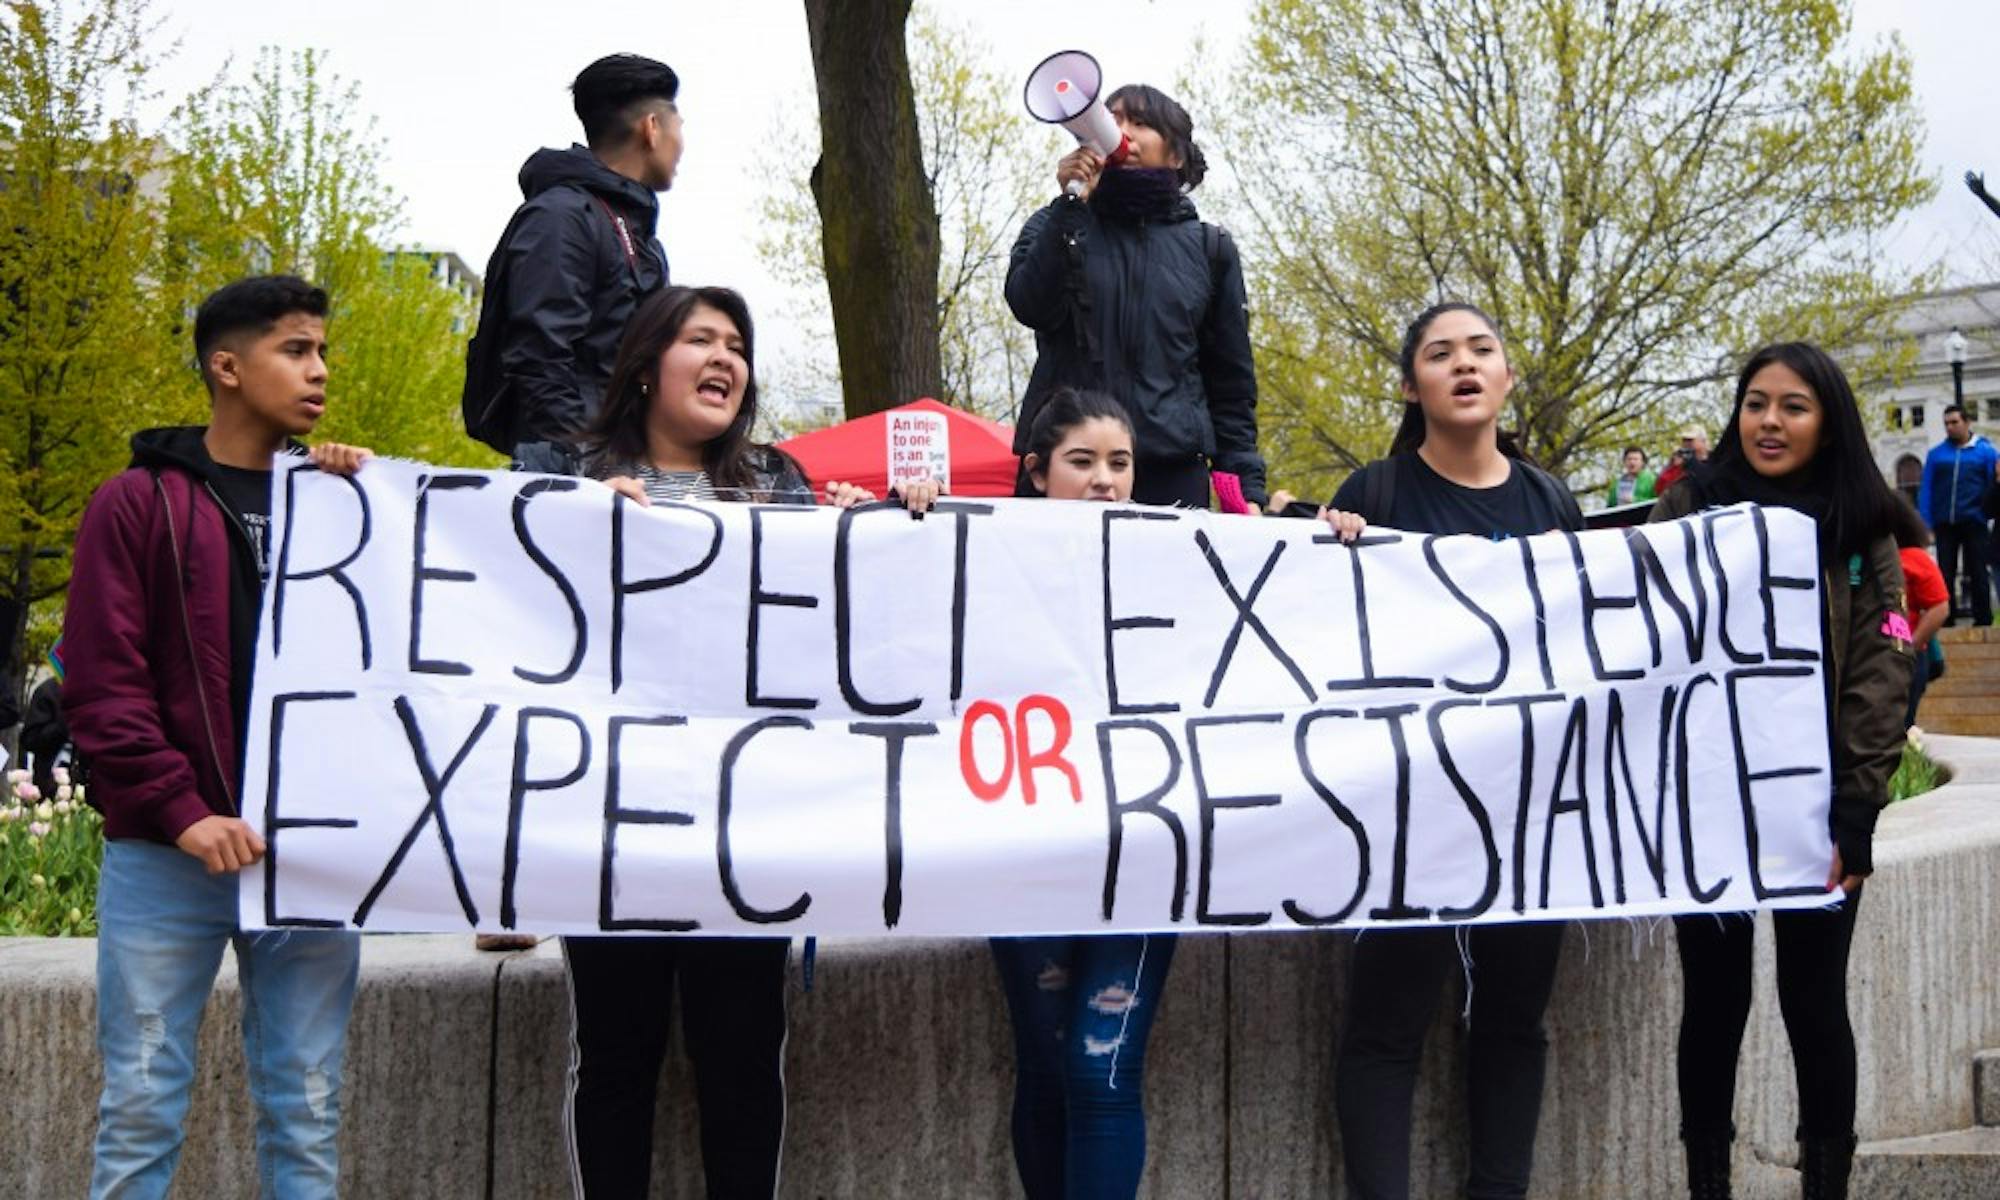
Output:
[589,194,642,284]
[1360,456,1398,525]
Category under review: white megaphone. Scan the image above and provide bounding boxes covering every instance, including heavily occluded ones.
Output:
[1024,50,1131,197]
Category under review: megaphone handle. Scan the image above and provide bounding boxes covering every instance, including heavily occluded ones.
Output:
[1065,178,1087,199]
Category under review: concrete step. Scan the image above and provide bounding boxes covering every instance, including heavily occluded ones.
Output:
[1938,625,2000,645]
[1914,715,2000,737]
[1979,1050,2000,1127]
[1851,1127,2000,1198]
[1914,695,2000,716]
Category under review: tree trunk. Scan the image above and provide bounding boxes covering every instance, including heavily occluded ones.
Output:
[802,0,942,418]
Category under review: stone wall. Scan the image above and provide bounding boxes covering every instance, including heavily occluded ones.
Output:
[5,736,1996,1198]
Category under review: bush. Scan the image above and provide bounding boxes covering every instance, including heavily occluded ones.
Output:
[0,768,101,936]
[1888,732,1943,804]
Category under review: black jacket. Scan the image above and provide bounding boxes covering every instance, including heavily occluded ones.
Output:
[1005,194,1265,502]
[478,146,670,447]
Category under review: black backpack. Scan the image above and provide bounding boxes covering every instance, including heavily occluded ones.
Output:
[460,205,535,454]
[461,193,647,455]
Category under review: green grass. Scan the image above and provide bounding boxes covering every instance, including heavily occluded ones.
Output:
[1887,739,1943,804]
[0,770,101,936]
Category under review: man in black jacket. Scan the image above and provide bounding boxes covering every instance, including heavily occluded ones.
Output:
[467,54,679,460]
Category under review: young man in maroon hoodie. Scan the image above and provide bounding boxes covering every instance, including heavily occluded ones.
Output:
[64,275,372,1198]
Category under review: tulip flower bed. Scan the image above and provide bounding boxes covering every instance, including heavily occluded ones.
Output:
[1,768,100,936]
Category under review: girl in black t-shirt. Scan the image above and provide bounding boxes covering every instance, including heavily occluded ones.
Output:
[1319,302,1580,1200]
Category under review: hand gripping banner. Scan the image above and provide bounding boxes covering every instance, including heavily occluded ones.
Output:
[241,459,1837,936]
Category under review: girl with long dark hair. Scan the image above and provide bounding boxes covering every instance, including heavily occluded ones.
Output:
[992,386,1176,1199]
[1318,302,1582,1200]
[549,284,925,1199]
[1652,343,1912,1200]
[1005,84,1265,510]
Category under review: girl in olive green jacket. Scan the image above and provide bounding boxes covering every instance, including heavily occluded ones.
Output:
[1651,342,1913,1200]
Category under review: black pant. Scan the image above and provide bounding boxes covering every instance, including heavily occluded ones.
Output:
[1935,519,1991,624]
[561,936,789,1199]
[1334,923,1565,1200]
[1674,890,1863,1142]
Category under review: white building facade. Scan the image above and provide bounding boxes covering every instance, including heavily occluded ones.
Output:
[1851,283,2000,503]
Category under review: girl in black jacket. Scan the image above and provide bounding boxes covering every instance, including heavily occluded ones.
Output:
[1004,85,1264,510]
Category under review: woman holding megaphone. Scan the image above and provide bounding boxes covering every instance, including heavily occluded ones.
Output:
[1006,83,1265,512]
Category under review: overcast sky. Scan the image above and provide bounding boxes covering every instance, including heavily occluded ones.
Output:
[139,0,1997,387]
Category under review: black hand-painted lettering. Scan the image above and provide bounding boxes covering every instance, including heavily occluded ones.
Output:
[353,696,497,928]
[717,716,814,922]
[1750,507,1821,662]
[1286,709,1370,925]
[1321,533,1433,691]
[1600,686,1675,903]
[1726,666,1828,899]
[500,707,591,929]
[851,721,939,929]
[1539,697,1605,909]
[601,714,697,931]
[1364,704,1429,921]
[610,494,723,692]
[263,691,360,928]
[1568,530,1655,681]
[1422,536,1509,694]
[934,500,996,704]
[272,468,372,668]
[1701,510,1763,665]
[1627,523,1708,663]
[1194,532,1315,707]
[409,474,491,676]
[1517,537,1557,689]
[834,505,920,715]
[1483,692,1568,913]
[1096,718,1188,921]
[511,478,587,685]
[1187,713,1283,926]
[747,507,820,710]
[1103,510,1183,714]
[1673,674,1730,902]
[1426,698,1502,920]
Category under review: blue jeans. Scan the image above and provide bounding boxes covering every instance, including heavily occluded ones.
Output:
[990,934,1178,1200]
[92,839,361,1199]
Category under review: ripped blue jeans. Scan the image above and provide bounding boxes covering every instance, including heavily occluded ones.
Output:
[92,839,360,1199]
[990,934,1178,1200]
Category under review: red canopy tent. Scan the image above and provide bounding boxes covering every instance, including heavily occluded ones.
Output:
[776,397,1019,498]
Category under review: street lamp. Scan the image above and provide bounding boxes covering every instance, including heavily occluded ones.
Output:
[1947,326,1969,410]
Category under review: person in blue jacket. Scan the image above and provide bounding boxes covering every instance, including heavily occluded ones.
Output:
[1916,403,1999,625]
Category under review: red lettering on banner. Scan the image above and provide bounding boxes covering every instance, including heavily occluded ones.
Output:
[1015,694,1081,804]
[959,700,1014,801]
[957,696,1081,804]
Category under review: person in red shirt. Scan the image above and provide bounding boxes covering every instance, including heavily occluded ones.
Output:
[1893,498,1950,726]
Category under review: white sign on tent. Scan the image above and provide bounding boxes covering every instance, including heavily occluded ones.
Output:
[886,408,951,492]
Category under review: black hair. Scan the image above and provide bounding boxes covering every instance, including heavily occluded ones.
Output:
[1888,492,1932,549]
[1943,403,1968,421]
[580,285,792,496]
[572,54,680,150]
[1387,301,1529,460]
[1622,445,1647,462]
[1104,84,1207,191]
[1022,387,1133,482]
[192,275,328,388]
[1701,342,1899,557]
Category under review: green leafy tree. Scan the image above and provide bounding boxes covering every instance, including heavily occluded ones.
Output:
[160,48,490,466]
[0,0,178,702]
[1199,0,1934,500]
[774,3,1055,420]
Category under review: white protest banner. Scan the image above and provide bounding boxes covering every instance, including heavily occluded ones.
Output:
[886,408,950,491]
[242,458,1837,936]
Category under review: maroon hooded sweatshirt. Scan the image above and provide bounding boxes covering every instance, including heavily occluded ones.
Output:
[63,427,274,844]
